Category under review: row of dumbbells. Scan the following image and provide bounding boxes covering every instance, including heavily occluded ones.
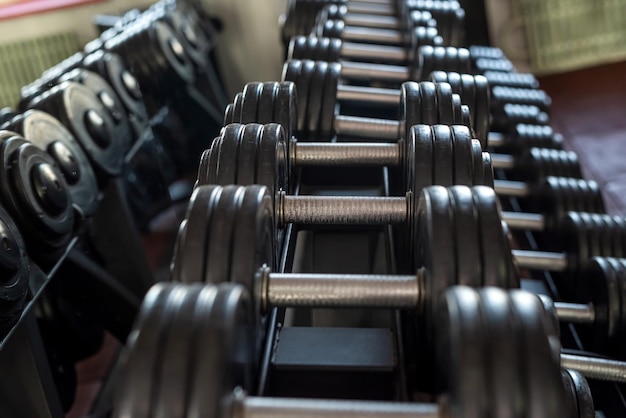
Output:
[0,1,229,411]
[111,1,626,417]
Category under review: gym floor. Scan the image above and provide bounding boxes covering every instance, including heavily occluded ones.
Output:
[64,59,626,417]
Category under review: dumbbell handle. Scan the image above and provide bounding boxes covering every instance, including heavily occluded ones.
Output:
[333,114,535,151]
[345,2,396,16]
[279,191,548,231]
[294,141,520,171]
[339,42,408,63]
[235,392,441,418]
[561,354,626,384]
[342,13,402,30]
[554,302,595,324]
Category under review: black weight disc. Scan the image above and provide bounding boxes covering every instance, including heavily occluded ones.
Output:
[434,83,454,125]
[7,110,99,217]
[305,61,327,138]
[231,185,274,362]
[190,283,253,417]
[275,81,298,144]
[29,82,125,179]
[82,51,148,125]
[241,82,263,124]
[411,125,434,196]
[472,75,490,149]
[2,137,74,255]
[510,290,565,417]
[196,148,211,186]
[171,185,219,283]
[59,69,132,150]
[576,257,622,356]
[113,283,172,417]
[438,286,488,417]
[0,205,29,306]
[152,21,195,85]
[481,152,495,188]
[204,186,240,284]
[205,136,221,185]
[562,369,594,418]
[232,93,243,123]
[418,81,438,125]
[400,82,422,141]
[451,93,463,125]
[470,137,483,186]
[480,287,524,417]
[416,186,456,327]
[473,186,517,288]
[151,283,205,417]
[214,124,241,185]
[236,124,264,186]
[257,123,288,205]
[448,186,482,287]
[224,104,234,125]
[282,60,315,138]
[449,125,473,186]
[432,125,454,185]
[258,82,279,125]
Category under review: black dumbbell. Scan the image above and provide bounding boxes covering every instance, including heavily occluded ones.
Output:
[0,131,74,261]
[315,7,442,50]
[278,60,467,141]
[26,81,131,182]
[536,257,626,360]
[81,50,150,138]
[0,205,29,335]
[112,281,621,417]
[1,110,99,218]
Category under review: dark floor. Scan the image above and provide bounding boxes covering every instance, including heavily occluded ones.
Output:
[64,60,626,417]
[538,60,626,215]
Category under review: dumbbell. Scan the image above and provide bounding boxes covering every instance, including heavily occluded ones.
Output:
[226,80,573,183]
[112,282,619,417]
[195,128,619,283]
[314,7,442,50]
[0,130,74,261]
[288,40,546,142]
[25,81,131,182]
[536,257,626,360]
[1,110,100,218]
[0,205,29,335]
[279,60,546,147]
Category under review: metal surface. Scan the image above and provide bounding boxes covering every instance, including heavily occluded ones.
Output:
[554,302,596,324]
[265,272,420,309]
[294,143,401,167]
[337,83,401,105]
[561,354,626,384]
[493,179,530,197]
[280,194,408,225]
[512,249,568,271]
[334,115,399,140]
[238,396,440,418]
[342,42,407,63]
[340,62,408,83]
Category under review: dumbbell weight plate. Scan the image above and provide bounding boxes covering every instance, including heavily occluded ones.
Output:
[576,257,623,356]
[113,283,171,417]
[418,81,438,125]
[231,185,274,361]
[473,186,517,288]
[232,93,243,125]
[196,149,211,185]
[561,370,594,418]
[482,153,494,188]
[276,81,298,142]
[282,60,314,136]
[432,125,454,186]
[151,284,205,417]
[306,62,328,137]
[480,287,524,417]
[258,83,278,124]
[435,83,454,124]
[0,205,29,310]
[236,125,263,186]
[172,186,217,283]
[448,186,482,286]
[5,110,99,217]
[188,283,252,418]
[439,286,489,417]
[204,187,240,284]
[0,135,74,256]
[224,104,234,125]
[450,126,474,185]
[411,125,434,194]
[29,82,126,179]
[257,124,288,206]
[241,83,263,125]
[510,290,565,416]
[214,125,239,185]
